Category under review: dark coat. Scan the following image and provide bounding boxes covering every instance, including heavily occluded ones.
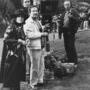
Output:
[0,23,26,87]
[58,8,80,38]
[22,7,29,21]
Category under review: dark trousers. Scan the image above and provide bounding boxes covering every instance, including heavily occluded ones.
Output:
[63,32,77,64]
[3,83,20,90]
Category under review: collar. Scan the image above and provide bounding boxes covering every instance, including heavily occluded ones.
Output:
[25,16,38,24]
[25,16,34,23]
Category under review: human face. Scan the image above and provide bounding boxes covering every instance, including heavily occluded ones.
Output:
[23,0,30,8]
[64,1,71,10]
[30,7,38,19]
[16,16,24,23]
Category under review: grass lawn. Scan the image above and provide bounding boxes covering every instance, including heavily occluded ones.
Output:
[50,30,90,60]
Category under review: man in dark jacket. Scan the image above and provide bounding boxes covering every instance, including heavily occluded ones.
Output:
[59,0,80,65]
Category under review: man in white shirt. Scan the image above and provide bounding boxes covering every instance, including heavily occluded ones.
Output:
[24,6,47,89]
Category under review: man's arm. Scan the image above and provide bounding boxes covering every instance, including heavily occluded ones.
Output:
[58,13,64,39]
[69,8,80,23]
[23,24,47,39]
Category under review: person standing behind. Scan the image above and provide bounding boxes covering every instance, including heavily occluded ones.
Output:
[59,0,80,65]
[22,0,31,20]
[22,0,31,75]
[23,6,47,89]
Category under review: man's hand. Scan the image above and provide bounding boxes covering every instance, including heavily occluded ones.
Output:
[18,39,26,45]
[68,13,73,18]
[41,32,48,36]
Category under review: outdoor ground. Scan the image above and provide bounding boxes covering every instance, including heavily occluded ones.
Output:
[0,30,90,90]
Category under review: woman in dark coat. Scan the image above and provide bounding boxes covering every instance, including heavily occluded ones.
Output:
[1,9,26,90]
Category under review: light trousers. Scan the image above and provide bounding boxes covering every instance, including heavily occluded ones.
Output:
[27,47,45,87]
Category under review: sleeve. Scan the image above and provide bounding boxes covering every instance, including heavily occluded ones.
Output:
[58,13,64,39]
[70,9,80,33]
[23,24,42,39]
[4,25,12,39]
[70,8,80,22]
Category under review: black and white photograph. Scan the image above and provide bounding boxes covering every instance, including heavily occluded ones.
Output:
[0,0,90,90]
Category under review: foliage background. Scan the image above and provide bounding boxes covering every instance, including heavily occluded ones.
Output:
[0,0,90,37]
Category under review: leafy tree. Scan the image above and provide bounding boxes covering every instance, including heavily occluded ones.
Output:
[10,0,22,9]
[0,0,10,37]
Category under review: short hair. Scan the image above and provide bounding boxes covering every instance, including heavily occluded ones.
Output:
[22,0,30,4]
[28,5,39,13]
[64,0,71,4]
[64,0,72,7]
